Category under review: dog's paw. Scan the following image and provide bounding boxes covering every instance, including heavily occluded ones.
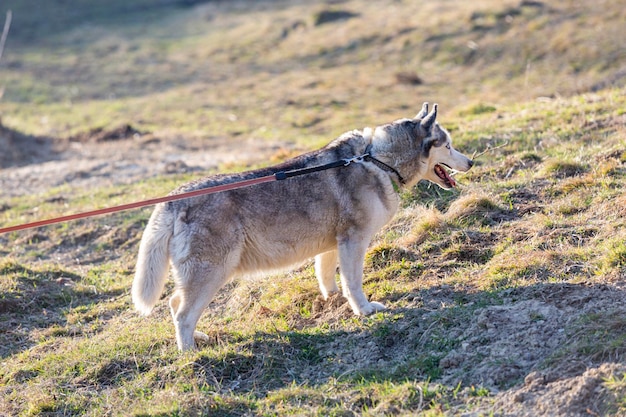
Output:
[357,301,387,316]
[194,331,211,344]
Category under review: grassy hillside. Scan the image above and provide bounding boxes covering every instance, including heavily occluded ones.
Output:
[1,0,625,140]
[4,83,626,417]
[1,0,626,416]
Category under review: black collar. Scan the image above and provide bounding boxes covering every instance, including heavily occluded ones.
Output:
[364,144,406,185]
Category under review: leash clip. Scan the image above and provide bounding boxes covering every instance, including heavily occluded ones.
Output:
[343,153,369,166]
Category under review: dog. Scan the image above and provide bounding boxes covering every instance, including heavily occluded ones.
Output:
[132,103,473,351]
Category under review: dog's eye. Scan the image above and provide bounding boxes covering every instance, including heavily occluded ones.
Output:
[446,144,451,150]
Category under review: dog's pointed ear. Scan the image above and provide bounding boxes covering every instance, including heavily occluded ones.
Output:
[415,102,429,120]
[420,103,438,131]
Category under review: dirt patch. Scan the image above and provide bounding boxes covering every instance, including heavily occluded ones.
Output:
[311,293,353,323]
[313,10,359,26]
[69,124,144,143]
[431,283,626,415]
[439,298,567,388]
[0,124,292,198]
[0,122,62,169]
[494,362,626,416]
[395,71,423,86]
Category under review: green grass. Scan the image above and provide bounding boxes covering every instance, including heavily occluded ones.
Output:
[2,0,626,415]
[2,88,625,414]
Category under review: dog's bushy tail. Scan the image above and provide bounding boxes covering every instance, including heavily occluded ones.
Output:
[132,205,172,315]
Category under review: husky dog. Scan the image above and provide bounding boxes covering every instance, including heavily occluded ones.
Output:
[132,103,473,351]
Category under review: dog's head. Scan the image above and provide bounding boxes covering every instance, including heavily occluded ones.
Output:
[371,103,473,189]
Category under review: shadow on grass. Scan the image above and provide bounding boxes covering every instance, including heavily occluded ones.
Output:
[140,281,626,417]
[3,265,623,416]
[0,261,125,358]
[0,123,62,169]
[2,0,298,44]
[122,282,626,415]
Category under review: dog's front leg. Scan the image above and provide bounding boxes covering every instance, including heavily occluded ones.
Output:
[337,237,386,316]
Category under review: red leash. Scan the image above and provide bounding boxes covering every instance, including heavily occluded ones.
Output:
[0,174,276,234]
[0,153,377,235]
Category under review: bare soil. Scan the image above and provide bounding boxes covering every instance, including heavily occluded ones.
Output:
[446,283,626,416]
[0,122,289,198]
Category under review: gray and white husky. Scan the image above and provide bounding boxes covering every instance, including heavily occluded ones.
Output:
[132,103,473,351]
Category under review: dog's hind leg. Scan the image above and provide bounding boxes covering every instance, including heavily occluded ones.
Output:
[168,292,211,347]
[169,262,230,351]
[315,250,339,299]
[337,237,386,316]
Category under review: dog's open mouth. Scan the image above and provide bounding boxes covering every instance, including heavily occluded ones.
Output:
[434,164,456,188]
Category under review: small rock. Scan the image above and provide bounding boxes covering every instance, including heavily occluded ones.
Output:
[524,371,545,387]
[55,277,75,287]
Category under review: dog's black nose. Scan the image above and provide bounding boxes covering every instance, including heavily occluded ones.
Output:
[468,159,474,168]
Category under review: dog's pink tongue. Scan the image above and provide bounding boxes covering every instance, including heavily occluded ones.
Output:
[446,170,456,187]
[436,164,456,187]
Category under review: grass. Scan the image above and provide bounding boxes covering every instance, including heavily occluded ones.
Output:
[1,0,626,415]
[1,88,625,413]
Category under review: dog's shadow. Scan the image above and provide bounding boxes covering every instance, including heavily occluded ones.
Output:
[173,281,626,410]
